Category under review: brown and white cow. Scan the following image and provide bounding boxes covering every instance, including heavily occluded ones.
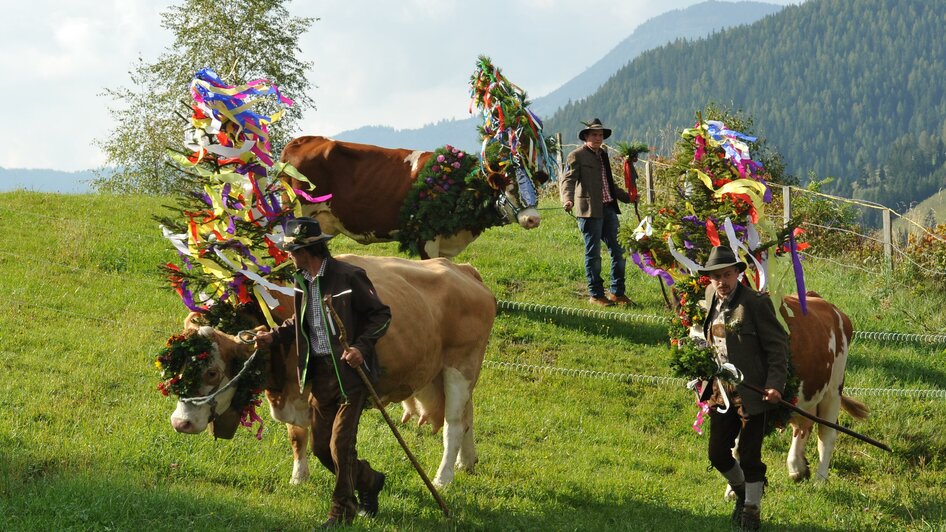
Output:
[779,291,868,482]
[168,254,496,488]
[281,136,542,259]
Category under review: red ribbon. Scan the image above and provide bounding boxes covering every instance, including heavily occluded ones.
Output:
[705,219,721,247]
[624,159,639,203]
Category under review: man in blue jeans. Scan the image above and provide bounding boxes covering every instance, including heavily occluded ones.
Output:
[560,118,633,307]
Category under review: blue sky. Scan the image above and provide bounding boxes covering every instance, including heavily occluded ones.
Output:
[2,0,797,171]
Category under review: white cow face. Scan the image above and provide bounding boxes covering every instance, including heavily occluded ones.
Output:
[167,326,241,435]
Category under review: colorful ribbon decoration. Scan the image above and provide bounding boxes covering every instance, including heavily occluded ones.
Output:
[469,56,557,189]
[163,69,327,327]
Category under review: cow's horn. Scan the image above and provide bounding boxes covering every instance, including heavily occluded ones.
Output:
[184,312,204,332]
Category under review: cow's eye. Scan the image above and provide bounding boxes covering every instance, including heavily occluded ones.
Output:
[205,369,220,381]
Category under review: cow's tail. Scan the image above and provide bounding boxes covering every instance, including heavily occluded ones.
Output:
[840,394,870,420]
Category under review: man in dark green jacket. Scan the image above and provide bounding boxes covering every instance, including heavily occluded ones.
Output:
[559,118,633,307]
[257,217,391,528]
[700,246,789,531]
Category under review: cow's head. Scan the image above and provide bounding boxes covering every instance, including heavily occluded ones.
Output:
[486,163,543,230]
[160,315,262,439]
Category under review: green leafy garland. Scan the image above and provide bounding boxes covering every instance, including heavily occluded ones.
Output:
[397,145,502,256]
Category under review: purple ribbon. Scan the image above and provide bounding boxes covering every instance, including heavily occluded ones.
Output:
[631,252,675,286]
[789,233,807,315]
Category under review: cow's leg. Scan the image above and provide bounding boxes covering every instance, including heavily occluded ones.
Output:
[788,416,814,482]
[422,239,440,260]
[287,423,311,485]
[814,395,842,481]
[434,367,471,488]
[456,397,477,472]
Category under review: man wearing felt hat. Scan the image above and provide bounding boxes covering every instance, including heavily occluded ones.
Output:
[699,245,789,531]
[559,118,634,307]
[256,217,391,528]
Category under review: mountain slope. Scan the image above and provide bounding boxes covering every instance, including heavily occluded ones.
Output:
[546,0,946,207]
[0,167,94,194]
[334,1,784,153]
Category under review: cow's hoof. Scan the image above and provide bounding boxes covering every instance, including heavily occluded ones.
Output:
[432,473,453,489]
[789,468,810,482]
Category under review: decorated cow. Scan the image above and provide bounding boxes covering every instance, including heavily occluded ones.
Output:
[282,56,557,259]
[162,254,496,488]
[779,292,868,481]
[282,136,544,259]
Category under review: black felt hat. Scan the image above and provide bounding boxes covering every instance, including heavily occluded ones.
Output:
[698,246,747,275]
[279,217,334,251]
[578,118,612,141]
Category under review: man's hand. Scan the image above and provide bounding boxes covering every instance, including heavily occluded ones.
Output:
[341,346,364,367]
[255,330,274,346]
[563,200,573,213]
[763,388,782,403]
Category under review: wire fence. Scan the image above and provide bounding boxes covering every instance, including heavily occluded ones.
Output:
[3,200,945,401]
[553,143,946,280]
[482,359,946,400]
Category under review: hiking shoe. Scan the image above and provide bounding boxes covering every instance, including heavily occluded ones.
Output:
[588,296,614,307]
[607,293,636,306]
[358,472,385,517]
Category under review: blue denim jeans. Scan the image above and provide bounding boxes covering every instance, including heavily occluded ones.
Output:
[577,203,626,298]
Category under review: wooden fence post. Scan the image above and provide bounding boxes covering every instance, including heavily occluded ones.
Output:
[882,208,893,270]
[644,161,655,204]
[782,185,792,227]
[556,132,564,178]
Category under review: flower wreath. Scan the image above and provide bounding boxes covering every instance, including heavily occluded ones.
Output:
[396,145,502,256]
[155,333,268,436]
[155,334,214,397]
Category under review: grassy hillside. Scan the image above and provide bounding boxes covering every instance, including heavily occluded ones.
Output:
[1,191,944,530]
[894,188,946,238]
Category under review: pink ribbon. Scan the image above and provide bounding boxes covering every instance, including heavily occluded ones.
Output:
[691,381,710,435]
[240,403,265,440]
[292,188,333,203]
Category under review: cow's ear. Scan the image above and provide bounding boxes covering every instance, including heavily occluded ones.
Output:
[486,171,509,190]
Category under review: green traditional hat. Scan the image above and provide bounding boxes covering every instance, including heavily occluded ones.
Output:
[279,217,334,251]
[698,246,747,275]
[578,118,612,141]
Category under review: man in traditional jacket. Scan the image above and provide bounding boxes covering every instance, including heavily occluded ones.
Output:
[559,118,633,307]
[257,217,391,528]
[700,246,789,531]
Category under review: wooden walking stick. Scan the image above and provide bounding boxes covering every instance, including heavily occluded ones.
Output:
[716,363,892,452]
[322,295,451,518]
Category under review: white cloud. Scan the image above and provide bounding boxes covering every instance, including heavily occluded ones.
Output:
[1,0,799,171]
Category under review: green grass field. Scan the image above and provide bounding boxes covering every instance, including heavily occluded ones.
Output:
[1,190,944,531]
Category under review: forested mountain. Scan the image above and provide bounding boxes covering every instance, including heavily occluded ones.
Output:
[334,1,784,153]
[547,0,946,218]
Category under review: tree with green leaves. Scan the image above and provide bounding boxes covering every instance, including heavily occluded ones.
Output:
[93,0,315,194]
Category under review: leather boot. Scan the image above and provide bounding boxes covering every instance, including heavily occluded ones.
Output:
[358,472,386,517]
[318,502,355,529]
[730,483,746,525]
[741,504,761,531]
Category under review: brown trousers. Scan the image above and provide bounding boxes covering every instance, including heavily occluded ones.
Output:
[309,359,381,517]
